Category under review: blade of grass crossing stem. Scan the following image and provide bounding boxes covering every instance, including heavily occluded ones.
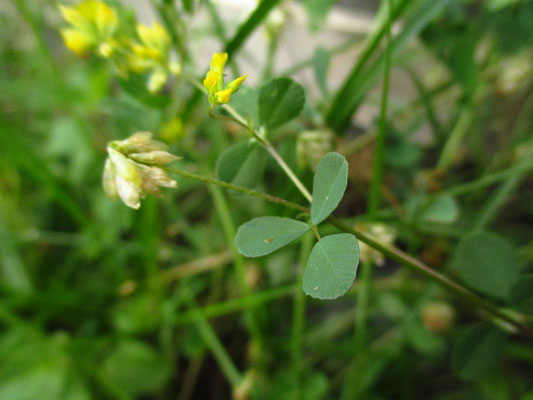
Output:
[474,144,533,230]
[345,2,392,399]
[326,0,453,133]
[184,289,243,387]
[207,185,264,355]
[224,0,280,59]
[325,0,409,132]
[291,232,314,397]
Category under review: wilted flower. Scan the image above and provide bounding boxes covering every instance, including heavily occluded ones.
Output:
[203,52,247,104]
[103,132,181,209]
[356,223,397,266]
[59,0,118,57]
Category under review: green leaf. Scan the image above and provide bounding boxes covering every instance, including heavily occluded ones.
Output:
[313,48,330,95]
[451,231,522,299]
[304,0,336,31]
[102,341,171,396]
[419,194,459,224]
[224,0,281,58]
[258,77,305,130]
[303,233,359,299]
[235,217,310,257]
[451,323,506,380]
[310,152,348,225]
[508,274,533,314]
[215,140,267,188]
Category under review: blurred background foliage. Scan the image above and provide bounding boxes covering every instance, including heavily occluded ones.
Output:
[1,0,533,399]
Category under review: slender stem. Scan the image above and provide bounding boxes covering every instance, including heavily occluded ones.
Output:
[367,0,392,217]
[435,160,533,198]
[436,90,477,171]
[190,306,243,386]
[263,141,313,202]
[207,185,264,356]
[291,232,313,393]
[174,285,297,325]
[219,102,313,202]
[160,166,307,212]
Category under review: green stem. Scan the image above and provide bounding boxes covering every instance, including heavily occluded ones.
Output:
[190,305,243,386]
[434,160,533,198]
[174,284,296,325]
[291,232,313,396]
[436,90,478,171]
[367,0,392,217]
[473,145,533,230]
[161,166,307,212]
[221,104,313,202]
[207,185,264,354]
[160,166,531,335]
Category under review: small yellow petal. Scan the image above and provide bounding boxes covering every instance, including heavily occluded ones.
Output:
[203,70,220,92]
[137,22,170,50]
[226,75,248,94]
[61,29,94,55]
[147,69,168,93]
[59,5,86,29]
[95,1,118,35]
[215,89,232,104]
[210,52,228,74]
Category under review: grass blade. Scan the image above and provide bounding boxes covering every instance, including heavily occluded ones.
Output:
[224,0,280,59]
[326,0,452,133]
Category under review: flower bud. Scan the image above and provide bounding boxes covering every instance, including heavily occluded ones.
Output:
[215,88,232,104]
[421,302,455,333]
[129,151,181,165]
[226,75,248,94]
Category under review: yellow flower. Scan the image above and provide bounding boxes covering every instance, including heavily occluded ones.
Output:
[59,1,118,56]
[215,89,232,104]
[203,71,220,92]
[210,52,228,73]
[203,52,247,104]
[128,22,179,93]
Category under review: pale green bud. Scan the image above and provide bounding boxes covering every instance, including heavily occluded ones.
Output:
[129,151,181,165]
[116,131,168,154]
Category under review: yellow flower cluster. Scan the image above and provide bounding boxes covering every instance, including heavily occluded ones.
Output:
[59,1,180,93]
[203,53,247,104]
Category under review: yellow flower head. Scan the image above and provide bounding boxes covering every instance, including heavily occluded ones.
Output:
[128,22,177,93]
[59,1,118,56]
[203,52,247,105]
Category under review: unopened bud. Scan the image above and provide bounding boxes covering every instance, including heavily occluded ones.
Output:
[421,302,455,333]
[129,151,181,165]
